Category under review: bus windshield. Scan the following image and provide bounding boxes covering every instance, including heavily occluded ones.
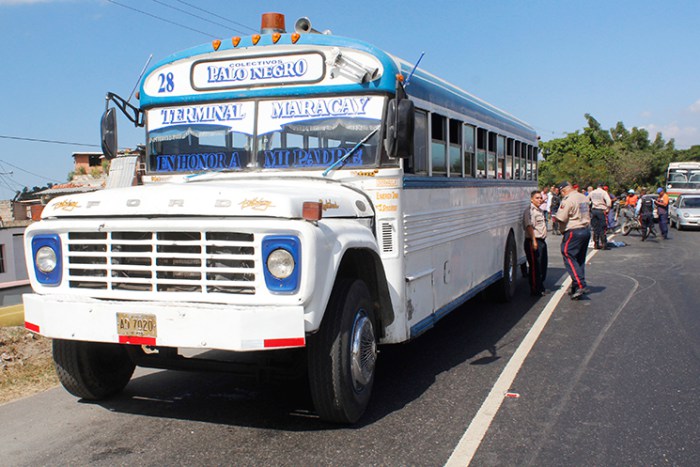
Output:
[146,95,385,173]
[667,168,700,190]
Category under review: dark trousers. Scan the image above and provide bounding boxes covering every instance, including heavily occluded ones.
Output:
[658,210,668,238]
[524,238,548,294]
[561,228,590,292]
[591,209,607,248]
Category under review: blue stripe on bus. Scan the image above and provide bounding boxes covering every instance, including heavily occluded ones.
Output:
[140,34,401,108]
[409,271,502,338]
[403,176,537,189]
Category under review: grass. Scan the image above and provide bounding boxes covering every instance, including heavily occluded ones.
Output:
[0,304,24,327]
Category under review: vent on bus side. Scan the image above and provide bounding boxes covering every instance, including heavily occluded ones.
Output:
[380,221,395,254]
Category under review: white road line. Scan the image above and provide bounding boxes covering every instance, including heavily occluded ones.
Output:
[445,246,600,466]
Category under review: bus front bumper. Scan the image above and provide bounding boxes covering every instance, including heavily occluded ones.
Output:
[22,293,306,351]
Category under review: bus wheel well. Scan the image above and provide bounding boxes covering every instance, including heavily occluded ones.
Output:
[335,249,394,337]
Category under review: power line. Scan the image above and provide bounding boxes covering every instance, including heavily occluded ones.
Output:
[151,0,253,36]
[106,0,218,39]
[173,0,257,34]
[0,159,63,184]
[0,134,100,148]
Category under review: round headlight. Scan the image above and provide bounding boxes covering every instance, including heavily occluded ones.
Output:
[35,246,57,273]
[266,248,295,279]
[683,212,690,218]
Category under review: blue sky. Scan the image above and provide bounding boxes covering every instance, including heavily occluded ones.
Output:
[1,0,699,199]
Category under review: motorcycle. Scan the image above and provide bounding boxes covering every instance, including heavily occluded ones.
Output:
[620,208,656,240]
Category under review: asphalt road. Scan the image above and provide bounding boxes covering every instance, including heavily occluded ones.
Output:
[1,228,698,466]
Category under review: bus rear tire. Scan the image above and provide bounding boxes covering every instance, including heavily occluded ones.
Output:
[53,339,135,400]
[491,232,517,303]
[307,278,377,424]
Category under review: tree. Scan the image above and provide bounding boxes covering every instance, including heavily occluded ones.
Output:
[539,115,682,194]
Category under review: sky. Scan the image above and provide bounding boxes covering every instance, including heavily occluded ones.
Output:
[1,0,699,199]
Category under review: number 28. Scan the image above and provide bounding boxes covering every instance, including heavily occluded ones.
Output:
[158,72,175,93]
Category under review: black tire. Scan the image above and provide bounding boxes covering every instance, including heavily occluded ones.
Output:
[641,226,649,241]
[491,232,517,303]
[621,222,632,236]
[307,278,378,424]
[53,339,135,400]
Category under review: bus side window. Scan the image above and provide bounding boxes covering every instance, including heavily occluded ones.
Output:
[506,138,514,180]
[410,109,428,174]
[532,145,538,180]
[431,113,447,176]
[487,132,497,179]
[449,119,462,177]
[463,124,475,178]
[496,135,505,179]
[476,128,487,178]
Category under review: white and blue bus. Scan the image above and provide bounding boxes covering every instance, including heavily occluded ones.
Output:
[666,161,700,200]
[23,13,538,423]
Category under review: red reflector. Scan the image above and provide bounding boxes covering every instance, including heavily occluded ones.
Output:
[25,321,40,333]
[119,335,156,346]
[302,201,323,221]
[264,337,305,348]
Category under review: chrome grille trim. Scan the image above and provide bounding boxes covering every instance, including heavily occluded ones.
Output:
[66,230,256,295]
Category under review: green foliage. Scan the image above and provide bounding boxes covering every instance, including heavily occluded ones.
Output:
[540,115,683,194]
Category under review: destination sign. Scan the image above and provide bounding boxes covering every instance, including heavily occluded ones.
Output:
[192,53,325,90]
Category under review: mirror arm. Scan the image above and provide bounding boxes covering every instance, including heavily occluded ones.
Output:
[105,92,144,127]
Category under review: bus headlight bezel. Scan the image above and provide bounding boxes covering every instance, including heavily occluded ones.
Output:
[262,236,300,293]
[31,234,62,286]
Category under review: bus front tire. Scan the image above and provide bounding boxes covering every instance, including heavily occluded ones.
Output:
[53,339,135,400]
[307,278,378,424]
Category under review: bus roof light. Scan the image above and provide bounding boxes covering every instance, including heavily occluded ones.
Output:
[302,202,323,221]
[272,32,281,43]
[291,32,301,44]
[232,37,241,47]
[261,12,286,34]
[252,34,261,45]
[212,39,221,51]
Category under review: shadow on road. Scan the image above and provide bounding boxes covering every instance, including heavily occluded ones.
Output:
[92,268,568,430]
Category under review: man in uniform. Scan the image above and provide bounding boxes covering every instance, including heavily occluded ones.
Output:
[523,190,548,296]
[636,188,655,241]
[588,182,612,249]
[554,181,591,300]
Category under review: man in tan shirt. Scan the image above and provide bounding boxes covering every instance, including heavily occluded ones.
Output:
[588,182,612,249]
[554,181,592,300]
[522,190,548,296]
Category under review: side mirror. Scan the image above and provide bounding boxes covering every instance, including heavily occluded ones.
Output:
[384,98,415,158]
[100,107,118,160]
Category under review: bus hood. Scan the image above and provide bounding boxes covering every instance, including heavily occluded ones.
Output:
[41,178,374,219]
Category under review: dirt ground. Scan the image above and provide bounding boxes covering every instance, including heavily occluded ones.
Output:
[0,326,57,404]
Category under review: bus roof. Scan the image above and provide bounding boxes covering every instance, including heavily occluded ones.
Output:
[140,30,536,141]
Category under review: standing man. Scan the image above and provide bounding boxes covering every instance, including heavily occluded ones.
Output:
[636,188,656,240]
[550,186,562,235]
[554,181,592,300]
[655,187,670,239]
[540,186,551,229]
[523,190,548,296]
[588,182,612,249]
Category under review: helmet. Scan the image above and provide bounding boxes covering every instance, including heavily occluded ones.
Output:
[628,189,635,194]
[657,187,663,194]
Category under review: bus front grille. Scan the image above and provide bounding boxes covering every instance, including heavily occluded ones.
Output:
[65,230,256,295]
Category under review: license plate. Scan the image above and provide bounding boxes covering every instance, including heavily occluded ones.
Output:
[117,313,157,338]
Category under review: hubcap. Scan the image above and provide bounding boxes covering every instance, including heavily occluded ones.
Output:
[350,311,377,392]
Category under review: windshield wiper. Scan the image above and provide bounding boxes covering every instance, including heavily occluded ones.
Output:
[322,128,378,177]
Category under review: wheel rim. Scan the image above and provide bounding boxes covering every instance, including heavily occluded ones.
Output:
[350,311,377,392]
